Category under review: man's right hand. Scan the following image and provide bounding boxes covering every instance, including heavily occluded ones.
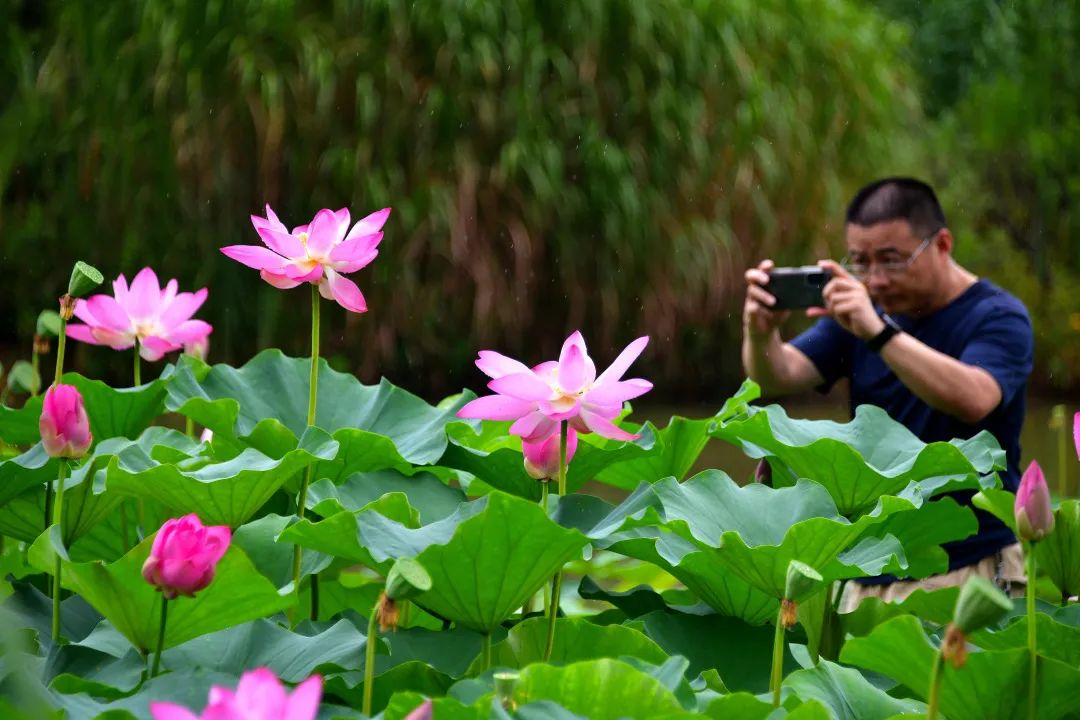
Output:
[743,259,790,339]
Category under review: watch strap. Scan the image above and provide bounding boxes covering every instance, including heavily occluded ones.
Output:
[866,314,901,353]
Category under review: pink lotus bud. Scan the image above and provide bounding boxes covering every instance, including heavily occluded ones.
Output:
[150,668,322,720]
[200,428,214,443]
[142,514,231,600]
[39,384,92,458]
[1015,460,1055,542]
[523,428,578,481]
[404,699,433,720]
[184,336,210,362]
[1074,411,1079,461]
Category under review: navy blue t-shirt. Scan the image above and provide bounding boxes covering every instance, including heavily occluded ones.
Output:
[790,279,1033,578]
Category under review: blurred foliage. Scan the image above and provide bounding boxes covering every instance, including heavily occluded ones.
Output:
[21,0,1080,400]
[878,0,1080,388]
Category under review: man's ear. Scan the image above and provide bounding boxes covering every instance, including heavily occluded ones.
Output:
[936,228,954,255]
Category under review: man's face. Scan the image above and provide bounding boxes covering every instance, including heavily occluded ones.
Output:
[844,219,942,315]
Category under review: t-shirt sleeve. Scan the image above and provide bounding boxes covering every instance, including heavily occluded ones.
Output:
[959,304,1034,407]
[789,318,855,392]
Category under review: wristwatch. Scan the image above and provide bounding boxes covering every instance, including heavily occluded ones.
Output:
[865,314,902,353]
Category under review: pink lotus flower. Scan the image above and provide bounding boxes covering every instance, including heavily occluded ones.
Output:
[66,268,212,362]
[150,668,321,720]
[1074,411,1079,461]
[457,331,651,442]
[39,384,92,458]
[221,204,388,313]
[1015,460,1055,542]
[523,428,579,480]
[404,699,433,720]
[142,514,231,600]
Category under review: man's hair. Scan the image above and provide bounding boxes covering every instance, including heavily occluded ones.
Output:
[845,177,947,239]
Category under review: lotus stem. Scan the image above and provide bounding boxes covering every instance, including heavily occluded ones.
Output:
[557,421,567,497]
[770,603,786,707]
[1058,414,1068,498]
[483,632,492,673]
[119,504,131,553]
[133,346,141,386]
[542,423,568,662]
[1027,543,1038,720]
[44,303,70,541]
[185,416,194,438]
[151,596,168,677]
[363,607,378,716]
[926,646,944,720]
[292,284,321,617]
[50,461,69,643]
[31,347,40,397]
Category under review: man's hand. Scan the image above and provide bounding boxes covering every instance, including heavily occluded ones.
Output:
[809,260,885,340]
[744,259,791,339]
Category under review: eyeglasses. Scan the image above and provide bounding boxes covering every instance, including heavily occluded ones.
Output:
[843,234,935,279]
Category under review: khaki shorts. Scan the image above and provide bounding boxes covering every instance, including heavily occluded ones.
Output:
[839,542,1027,614]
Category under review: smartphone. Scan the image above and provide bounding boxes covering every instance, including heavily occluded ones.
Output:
[764,266,832,310]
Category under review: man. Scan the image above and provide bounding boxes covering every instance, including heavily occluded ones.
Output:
[742,177,1034,608]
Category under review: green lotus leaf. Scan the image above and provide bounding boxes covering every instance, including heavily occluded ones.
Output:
[1036,500,1080,599]
[840,615,1080,720]
[840,586,960,638]
[971,488,1017,533]
[231,514,332,591]
[782,660,926,719]
[104,426,338,526]
[576,576,677,619]
[439,419,656,501]
[598,528,778,625]
[162,350,469,470]
[0,445,59,518]
[305,468,465,522]
[591,472,915,600]
[639,609,799,693]
[596,379,761,491]
[279,492,423,574]
[969,610,1080,667]
[325,661,455,715]
[28,528,291,653]
[355,492,588,632]
[162,617,366,679]
[703,692,773,720]
[846,496,978,580]
[466,616,668,674]
[45,644,145,700]
[513,658,686,719]
[711,403,1005,514]
[0,371,168,449]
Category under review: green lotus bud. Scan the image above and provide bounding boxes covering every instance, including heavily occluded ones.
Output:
[785,560,823,603]
[68,261,104,298]
[385,557,432,602]
[6,360,40,395]
[953,576,1012,635]
[36,310,62,338]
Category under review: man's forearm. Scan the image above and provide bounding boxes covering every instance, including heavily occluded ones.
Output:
[879,333,1001,424]
[742,331,817,396]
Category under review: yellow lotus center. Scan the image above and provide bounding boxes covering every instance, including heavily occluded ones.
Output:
[296,231,325,265]
[135,321,161,338]
[549,391,582,412]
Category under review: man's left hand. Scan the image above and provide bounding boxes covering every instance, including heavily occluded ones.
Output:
[807,260,885,340]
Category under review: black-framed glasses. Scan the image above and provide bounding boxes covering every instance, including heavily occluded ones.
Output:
[842,234,935,279]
